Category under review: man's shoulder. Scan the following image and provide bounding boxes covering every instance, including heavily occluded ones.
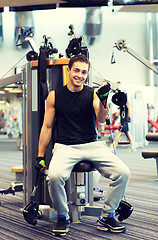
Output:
[48,90,55,96]
[84,85,94,92]
[55,85,67,94]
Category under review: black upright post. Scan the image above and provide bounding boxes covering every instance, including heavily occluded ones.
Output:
[36,46,48,203]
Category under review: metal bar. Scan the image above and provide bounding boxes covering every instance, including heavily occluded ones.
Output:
[0,73,22,88]
[0,0,64,8]
[114,39,158,75]
[88,172,94,206]
[26,62,33,204]
[127,47,158,74]
[156,158,158,181]
[82,206,102,216]
[27,37,39,53]
[22,67,27,206]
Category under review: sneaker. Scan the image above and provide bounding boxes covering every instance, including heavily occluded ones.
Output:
[52,217,70,237]
[126,148,136,152]
[97,216,126,233]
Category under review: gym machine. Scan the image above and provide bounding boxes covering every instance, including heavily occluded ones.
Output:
[0,72,25,197]
[142,133,158,181]
[22,35,133,224]
[21,33,97,223]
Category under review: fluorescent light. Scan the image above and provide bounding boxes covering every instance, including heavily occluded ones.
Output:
[8,89,22,93]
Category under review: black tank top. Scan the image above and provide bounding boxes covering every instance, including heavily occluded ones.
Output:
[55,85,97,145]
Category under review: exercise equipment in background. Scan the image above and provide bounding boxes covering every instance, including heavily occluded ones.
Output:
[148,117,158,133]
[113,39,158,74]
[15,11,34,49]
[66,24,89,59]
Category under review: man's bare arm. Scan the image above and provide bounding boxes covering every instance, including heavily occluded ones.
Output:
[38,91,56,157]
[93,90,107,123]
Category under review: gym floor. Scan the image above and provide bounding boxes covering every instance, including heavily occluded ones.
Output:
[0,135,158,240]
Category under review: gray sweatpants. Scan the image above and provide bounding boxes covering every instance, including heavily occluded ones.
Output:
[48,141,130,219]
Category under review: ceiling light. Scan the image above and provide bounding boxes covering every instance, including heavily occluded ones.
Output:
[0,90,5,94]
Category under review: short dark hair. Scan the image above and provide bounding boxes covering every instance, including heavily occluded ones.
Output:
[68,54,90,70]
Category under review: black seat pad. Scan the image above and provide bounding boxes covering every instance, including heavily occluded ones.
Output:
[72,160,96,172]
[142,150,158,159]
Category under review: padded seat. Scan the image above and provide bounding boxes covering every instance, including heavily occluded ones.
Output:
[72,160,96,172]
[142,150,158,181]
[142,133,158,181]
[146,133,158,141]
[67,160,97,222]
[142,150,158,159]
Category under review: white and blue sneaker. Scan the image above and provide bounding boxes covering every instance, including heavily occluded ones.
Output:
[97,213,126,233]
[52,215,70,236]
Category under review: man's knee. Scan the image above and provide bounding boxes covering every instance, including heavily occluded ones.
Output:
[48,170,69,186]
[120,166,130,183]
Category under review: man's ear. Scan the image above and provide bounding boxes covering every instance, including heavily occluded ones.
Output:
[67,67,70,73]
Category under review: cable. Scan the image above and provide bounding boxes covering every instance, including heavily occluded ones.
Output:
[0,54,26,80]
[105,108,116,155]
[98,98,116,155]
[92,66,111,84]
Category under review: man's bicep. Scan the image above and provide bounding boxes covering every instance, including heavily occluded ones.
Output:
[93,93,100,116]
[44,91,56,128]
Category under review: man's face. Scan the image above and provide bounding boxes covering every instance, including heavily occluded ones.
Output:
[68,61,89,88]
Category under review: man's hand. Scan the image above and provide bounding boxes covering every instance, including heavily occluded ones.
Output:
[35,156,46,174]
[96,82,111,102]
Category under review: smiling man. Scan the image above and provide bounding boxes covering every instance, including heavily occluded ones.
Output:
[35,54,130,237]
[67,57,90,90]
